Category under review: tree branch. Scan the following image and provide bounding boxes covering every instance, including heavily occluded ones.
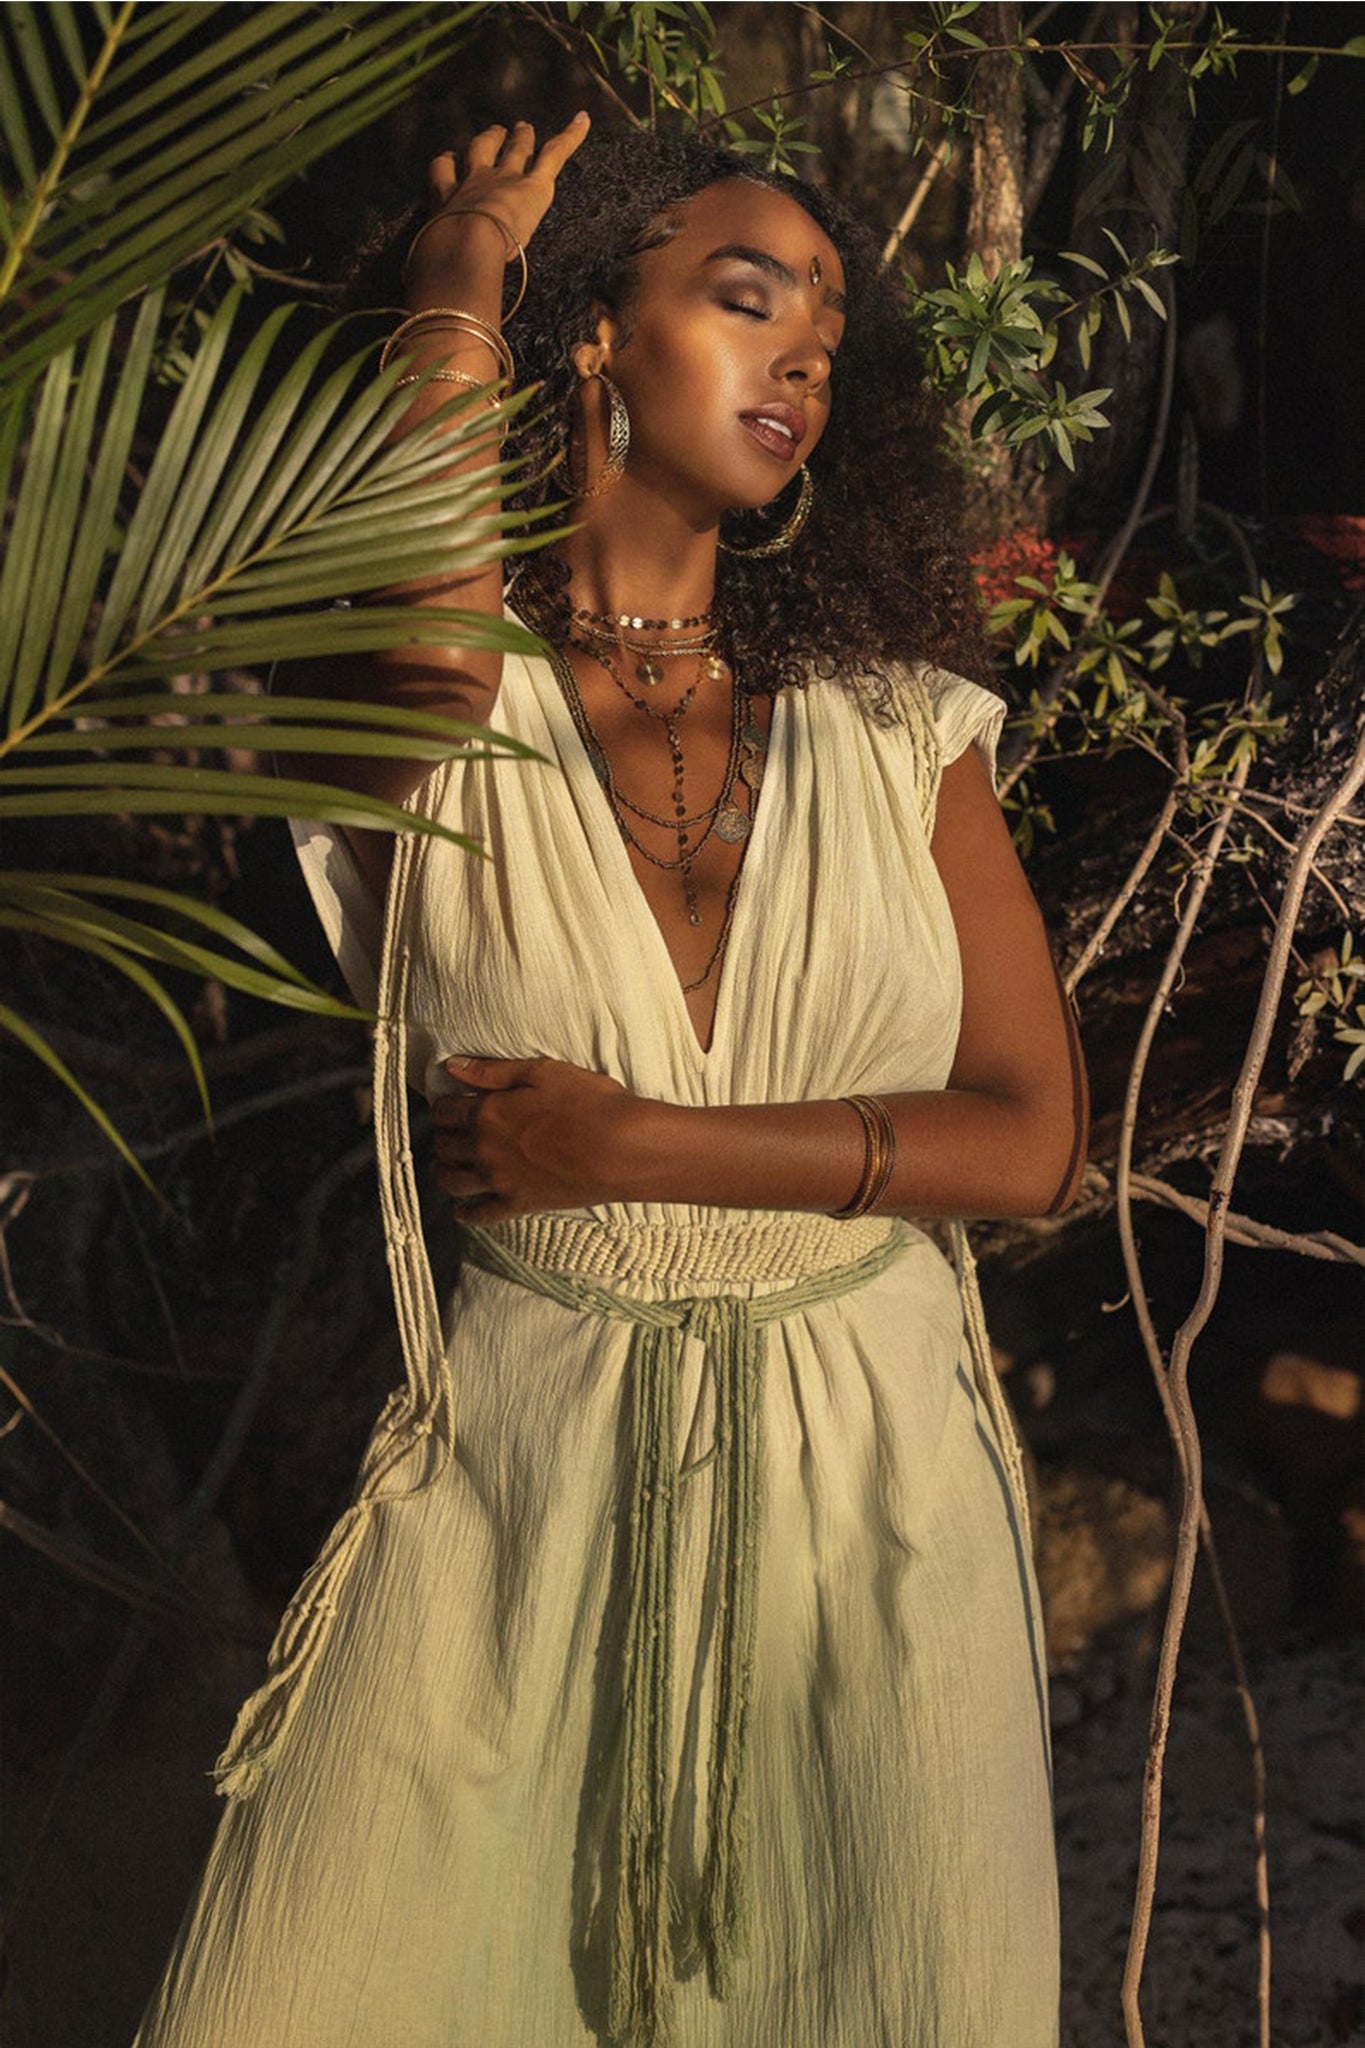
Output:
[1121,704,1365,2047]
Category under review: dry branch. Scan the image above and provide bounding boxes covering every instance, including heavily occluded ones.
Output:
[1121,704,1365,2047]
[1081,1165,1365,1266]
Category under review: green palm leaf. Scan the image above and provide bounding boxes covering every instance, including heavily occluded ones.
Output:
[1,290,550,844]
[0,879,365,1014]
[0,901,213,1125]
[0,997,157,1190]
[0,2,483,387]
[0,3,555,1166]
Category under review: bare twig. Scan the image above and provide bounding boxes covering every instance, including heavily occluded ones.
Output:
[115,1169,190,1375]
[0,1363,199,1590]
[881,135,955,269]
[1104,595,1273,2044]
[0,1497,204,1623]
[1021,2,1104,219]
[23,1014,360,1087]
[1064,775,1183,993]
[1121,707,1365,2047]
[522,6,647,131]
[1256,11,1289,522]
[1082,1165,1365,1265]
[695,35,1344,142]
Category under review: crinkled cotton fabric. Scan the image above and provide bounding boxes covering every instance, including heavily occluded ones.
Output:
[135,649,1059,2048]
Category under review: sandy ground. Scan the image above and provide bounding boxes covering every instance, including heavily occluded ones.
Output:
[1054,1633,1364,2048]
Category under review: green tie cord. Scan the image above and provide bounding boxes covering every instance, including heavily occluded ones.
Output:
[460,1221,907,2047]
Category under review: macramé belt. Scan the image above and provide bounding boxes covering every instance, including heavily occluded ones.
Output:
[459,1215,908,2048]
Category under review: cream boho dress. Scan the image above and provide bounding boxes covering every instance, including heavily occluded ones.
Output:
[135,643,1059,2048]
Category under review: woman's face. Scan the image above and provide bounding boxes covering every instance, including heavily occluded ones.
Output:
[599,179,847,523]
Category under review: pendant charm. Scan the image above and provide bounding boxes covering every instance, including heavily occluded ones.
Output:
[704,654,726,683]
[715,805,751,843]
[636,658,664,687]
[740,756,765,791]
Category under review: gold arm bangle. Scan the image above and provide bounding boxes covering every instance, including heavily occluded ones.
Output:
[379,308,514,385]
[402,207,528,320]
[391,365,508,440]
[394,368,488,391]
[829,1095,897,1219]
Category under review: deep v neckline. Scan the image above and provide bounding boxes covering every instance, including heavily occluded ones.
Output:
[531,644,782,1063]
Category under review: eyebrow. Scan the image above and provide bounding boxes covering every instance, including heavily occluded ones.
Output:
[702,243,848,315]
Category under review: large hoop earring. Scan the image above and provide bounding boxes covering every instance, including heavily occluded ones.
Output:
[717,462,814,558]
[553,369,630,500]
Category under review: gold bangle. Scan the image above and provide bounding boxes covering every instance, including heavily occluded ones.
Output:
[379,308,515,385]
[829,1095,897,1219]
[394,366,488,387]
[392,366,508,441]
[402,207,528,320]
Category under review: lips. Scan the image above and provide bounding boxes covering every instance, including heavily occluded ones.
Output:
[739,404,807,461]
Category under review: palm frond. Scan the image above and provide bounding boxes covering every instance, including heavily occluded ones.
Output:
[0,290,554,847]
[0,997,155,1189]
[0,900,212,1125]
[0,876,367,1014]
[0,2,483,386]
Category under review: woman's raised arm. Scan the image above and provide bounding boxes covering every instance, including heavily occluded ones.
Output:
[283,116,590,813]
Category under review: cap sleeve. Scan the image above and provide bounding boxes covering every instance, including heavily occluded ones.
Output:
[289,818,383,1011]
[920,664,1006,778]
[911,664,1006,837]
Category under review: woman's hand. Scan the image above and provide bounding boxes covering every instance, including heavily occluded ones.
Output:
[406,114,590,308]
[432,1054,639,1225]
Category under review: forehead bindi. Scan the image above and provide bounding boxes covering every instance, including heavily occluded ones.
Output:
[665,183,846,307]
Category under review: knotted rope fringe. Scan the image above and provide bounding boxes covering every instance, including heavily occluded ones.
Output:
[216,818,453,1798]
[460,1221,907,2048]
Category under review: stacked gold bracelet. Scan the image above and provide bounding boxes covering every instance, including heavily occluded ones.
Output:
[829,1095,897,1219]
[378,307,515,386]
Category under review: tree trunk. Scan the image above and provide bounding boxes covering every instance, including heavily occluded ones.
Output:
[965,1,1025,274]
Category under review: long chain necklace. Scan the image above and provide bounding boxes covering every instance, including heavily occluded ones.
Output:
[546,634,769,989]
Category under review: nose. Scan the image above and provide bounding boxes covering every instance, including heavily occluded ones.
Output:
[772,319,833,393]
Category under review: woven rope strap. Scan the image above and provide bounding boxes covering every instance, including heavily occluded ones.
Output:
[460,1219,907,2047]
[215,817,454,1799]
[487,1208,895,1288]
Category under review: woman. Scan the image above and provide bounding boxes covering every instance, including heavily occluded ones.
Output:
[138,117,1086,2047]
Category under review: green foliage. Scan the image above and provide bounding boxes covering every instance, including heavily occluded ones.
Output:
[0,2,545,1165]
[556,2,725,128]
[1295,932,1365,1084]
[0,4,481,391]
[990,553,1293,852]
[911,237,1179,473]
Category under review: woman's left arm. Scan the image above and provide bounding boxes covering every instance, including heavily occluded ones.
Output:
[438,748,1088,1223]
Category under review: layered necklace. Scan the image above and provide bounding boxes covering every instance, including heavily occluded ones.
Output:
[546,601,769,992]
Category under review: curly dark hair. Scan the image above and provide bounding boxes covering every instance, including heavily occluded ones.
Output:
[355,130,988,699]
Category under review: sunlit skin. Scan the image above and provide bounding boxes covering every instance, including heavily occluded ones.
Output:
[315,116,1088,1224]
